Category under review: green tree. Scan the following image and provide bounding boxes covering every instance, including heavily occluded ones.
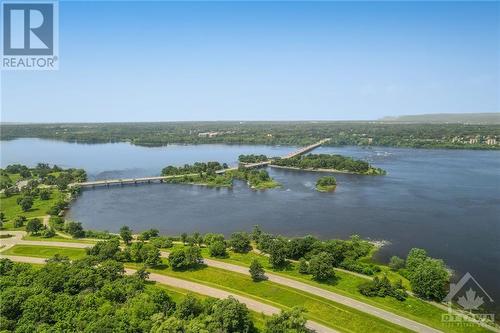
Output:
[268,239,288,269]
[65,221,85,238]
[209,296,253,333]
[120,225,133,245]
[209,241,227,258]
[25,218,42,235]
[39,189,51,200]
[181,232,188,244]
[13,216,27,228]
[168,249,187,270]
[18,196,34,212]
[298,258,309,274]
[229,232,251,253]
[410,258,448,301]
[406,248,428,273]
[249,259,266,282]
[309,252,335,281]
[389,256,405,271]
[265,307,308,333]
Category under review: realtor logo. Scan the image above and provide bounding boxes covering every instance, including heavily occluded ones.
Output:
[1,0,58,70]
[442,272,495,326]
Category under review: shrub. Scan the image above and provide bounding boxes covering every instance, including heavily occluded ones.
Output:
[209,241,227,258]
[249,259,266,281]
[309,252,335,281]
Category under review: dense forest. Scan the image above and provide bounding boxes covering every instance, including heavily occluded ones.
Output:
[272,154,386,175]
[1,122,499,149]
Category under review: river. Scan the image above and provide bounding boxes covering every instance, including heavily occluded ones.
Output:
[1,138,499,311]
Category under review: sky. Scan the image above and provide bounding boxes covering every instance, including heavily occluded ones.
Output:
[1,1,499,122]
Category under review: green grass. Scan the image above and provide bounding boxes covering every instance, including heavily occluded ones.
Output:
[128,261,413,333]
[164,244,491,333]
[0,189,64,221]
[2,244,87,260]
[22,234,97,244]
[316,184,337,192]
[149,283,267,331]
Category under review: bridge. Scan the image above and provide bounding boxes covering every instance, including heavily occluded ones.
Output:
[71,138,330,188]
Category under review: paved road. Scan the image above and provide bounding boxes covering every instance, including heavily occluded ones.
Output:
[0,233,437,333]
[0,231,90,251]
[0,254,337,333]
[161,252,442,333]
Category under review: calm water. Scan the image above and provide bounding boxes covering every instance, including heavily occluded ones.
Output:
[1,138,499,310]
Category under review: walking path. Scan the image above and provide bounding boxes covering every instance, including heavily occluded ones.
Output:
[4,234,498,333]
[0,253,337,333]
[159,252,441,333]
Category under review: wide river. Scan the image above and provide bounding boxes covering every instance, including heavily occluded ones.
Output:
[1,138,499,309]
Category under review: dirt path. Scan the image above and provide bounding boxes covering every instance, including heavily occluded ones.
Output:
[0,254,337,333]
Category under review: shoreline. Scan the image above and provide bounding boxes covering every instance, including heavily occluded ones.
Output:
[270,164,372,175]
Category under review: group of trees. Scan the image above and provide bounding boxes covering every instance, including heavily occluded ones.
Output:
[1,164,86,192]
[385,248,449,301]
[272,154,385,175]
[0,256,310,332]
[358,276,408,301]
[238,154,269,163]
[253,227,378,276]
[161,162,228,177]
[168,247,203,270]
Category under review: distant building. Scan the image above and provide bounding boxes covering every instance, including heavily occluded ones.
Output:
[266,133,273,138]
[486,138,497,145]
[198,132,219,138]
[367,138,373,144]
[469,138,478,144]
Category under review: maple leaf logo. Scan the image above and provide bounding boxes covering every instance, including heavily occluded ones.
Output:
[457,288,484,310]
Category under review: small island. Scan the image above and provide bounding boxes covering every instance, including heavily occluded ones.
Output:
[161,162,280,189]
[271,153,386,175]
[316,176,337,192]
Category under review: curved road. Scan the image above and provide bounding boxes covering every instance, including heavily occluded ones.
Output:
[0,253,336,333]
[0,232,438,333]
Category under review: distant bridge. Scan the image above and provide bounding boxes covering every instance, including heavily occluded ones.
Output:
[71,138,330,188]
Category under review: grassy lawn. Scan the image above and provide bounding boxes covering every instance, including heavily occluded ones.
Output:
[164,244,491,333]
[2,245,87,260]
[0,189,64,221]
[22,234,97,244]
[128,261,413,333]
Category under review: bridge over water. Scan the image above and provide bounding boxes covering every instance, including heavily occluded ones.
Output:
[71,138,330,188]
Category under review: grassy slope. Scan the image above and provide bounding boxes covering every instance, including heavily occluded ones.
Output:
[22,235,97,244]
[2,244,87,260]
[165,244,490,333]
[130,261,412,333]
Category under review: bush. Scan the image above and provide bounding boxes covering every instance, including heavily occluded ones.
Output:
[298,258,309,274]
[13,216,27,228]
[40,227,56,238]
[65,221,85,238]
[168,247,202,270]
[249,259,266,282]
[208,241,227,258]
[309,252,335,281]
[150,237,173,249]
[39,189,51,200]
[229,232,251,253]
[358,276,407,301]
[389,256,405,271]
[25,218,42,235]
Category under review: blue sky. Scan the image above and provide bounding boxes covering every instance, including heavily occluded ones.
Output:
[1,1,499,122]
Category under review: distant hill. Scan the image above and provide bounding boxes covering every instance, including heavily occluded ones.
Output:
[379,113,500,124]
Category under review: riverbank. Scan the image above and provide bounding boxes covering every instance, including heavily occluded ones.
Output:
[270,164,384,175]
